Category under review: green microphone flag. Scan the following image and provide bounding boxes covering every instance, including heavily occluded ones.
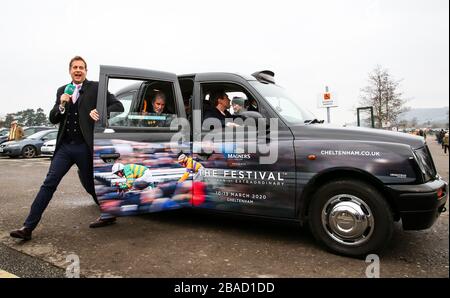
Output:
[64,83,75,95]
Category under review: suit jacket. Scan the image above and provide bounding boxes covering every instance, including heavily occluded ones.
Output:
[203,107,235,127]
[49,79,123,153]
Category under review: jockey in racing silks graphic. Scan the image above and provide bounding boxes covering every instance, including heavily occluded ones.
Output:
[111,162,155,190]
[177,153,203,183]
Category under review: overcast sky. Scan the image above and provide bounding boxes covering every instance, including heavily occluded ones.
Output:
[0,0,448,125]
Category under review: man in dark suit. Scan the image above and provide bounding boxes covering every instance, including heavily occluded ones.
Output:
[203,89,239,128]
[10,56,124,240]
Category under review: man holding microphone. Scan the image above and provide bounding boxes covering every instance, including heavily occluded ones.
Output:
[10,56,124,240]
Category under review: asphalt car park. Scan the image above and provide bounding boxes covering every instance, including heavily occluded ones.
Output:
[0,136,448,277]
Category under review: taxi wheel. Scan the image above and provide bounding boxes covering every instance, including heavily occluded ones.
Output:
[22,145,36,159]
[308,179,394,257]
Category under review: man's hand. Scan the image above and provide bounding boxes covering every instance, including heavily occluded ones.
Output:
[226,122,240,128]
[60,93,71,106]
[90,109,100,121]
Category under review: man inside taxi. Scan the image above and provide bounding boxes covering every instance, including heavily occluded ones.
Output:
[203,90,239,128]
[141,91,168,127]
[142,91,166,115]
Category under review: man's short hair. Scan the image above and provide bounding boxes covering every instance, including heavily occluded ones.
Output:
[209,89,227,107]
[69,56,87,70]
[152,91,166,104]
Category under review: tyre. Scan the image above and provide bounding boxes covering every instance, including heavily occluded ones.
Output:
[308,179,394,257]
[22,145,36,158]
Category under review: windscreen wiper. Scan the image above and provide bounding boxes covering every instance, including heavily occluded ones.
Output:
[304,119,324,124]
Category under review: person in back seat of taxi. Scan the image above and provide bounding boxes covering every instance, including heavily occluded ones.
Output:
[203,90,240,128]
[231,97,247,116]
[142,91,166,115]
[141,91,169,127]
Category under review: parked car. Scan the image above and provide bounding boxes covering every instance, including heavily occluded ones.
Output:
[90,66,448,257]
[0,129,58,158]
[0,128,9,144]
[23,126,54,137]
[40,139,56,158]
[0,126,53,145]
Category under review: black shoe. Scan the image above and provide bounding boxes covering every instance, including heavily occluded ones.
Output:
[89,217,116,228]
[10,227,32,241]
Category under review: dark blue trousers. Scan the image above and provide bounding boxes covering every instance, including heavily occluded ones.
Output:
[24,141,95,230]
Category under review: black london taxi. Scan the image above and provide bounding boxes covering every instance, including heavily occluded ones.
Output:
[91,66,448,257]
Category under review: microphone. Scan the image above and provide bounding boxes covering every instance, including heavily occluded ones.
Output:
[62,83,75,107]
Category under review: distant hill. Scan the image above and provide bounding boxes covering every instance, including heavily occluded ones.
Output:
[343,107,449,127]
[398,107,449,124]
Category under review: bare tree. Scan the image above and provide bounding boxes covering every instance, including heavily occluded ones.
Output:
[360,65,409,128]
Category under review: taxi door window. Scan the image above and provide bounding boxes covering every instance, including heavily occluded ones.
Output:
[108,92,133,127]
[200,83,261,129]
[108,78,178,129]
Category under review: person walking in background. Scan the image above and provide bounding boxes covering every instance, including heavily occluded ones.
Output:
[438,129,445,147]
[443,131,449,154]
[10,56,124,240]
[418,129,424,138]
[8,120,24,141]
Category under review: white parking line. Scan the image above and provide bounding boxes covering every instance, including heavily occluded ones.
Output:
[0,158,50,163]
[0,162,51,168]
[0,269,19,278]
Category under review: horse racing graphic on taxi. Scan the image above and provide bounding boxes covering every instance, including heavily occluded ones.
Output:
[94,140,208,217]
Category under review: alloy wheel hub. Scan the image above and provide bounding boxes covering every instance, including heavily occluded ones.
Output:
[322,194,374,246]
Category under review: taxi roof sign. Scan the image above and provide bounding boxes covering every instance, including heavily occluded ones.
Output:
[252,70,275,84]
